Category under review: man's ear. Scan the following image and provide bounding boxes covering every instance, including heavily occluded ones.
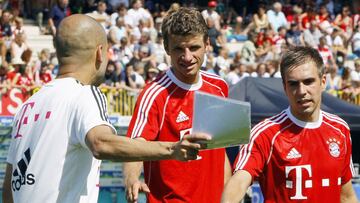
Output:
[95,45,103,69]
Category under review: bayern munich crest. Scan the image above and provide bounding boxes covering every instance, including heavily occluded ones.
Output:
[326,138,340,158]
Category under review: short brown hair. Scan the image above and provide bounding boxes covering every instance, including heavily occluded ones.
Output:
[280,46,325,82]
[161,7,208,51]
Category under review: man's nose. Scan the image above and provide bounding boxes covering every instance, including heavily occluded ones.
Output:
[182,48,192,62]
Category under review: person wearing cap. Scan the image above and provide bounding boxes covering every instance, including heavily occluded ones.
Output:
[202,0,221,30]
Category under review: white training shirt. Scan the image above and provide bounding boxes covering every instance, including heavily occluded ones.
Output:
[6,78,116,203]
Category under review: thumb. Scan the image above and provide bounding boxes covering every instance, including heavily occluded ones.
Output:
[141,183,150,193]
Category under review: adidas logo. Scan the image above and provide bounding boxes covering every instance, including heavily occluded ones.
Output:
[11,148,35,191]
[176,111,189,123]
[286,147,302,159]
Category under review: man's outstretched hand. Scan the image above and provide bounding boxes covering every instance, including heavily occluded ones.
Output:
[171,133,211,161]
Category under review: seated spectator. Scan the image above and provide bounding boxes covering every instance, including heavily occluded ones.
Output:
[0,65,9,94]
[273,26,287,58]
[267,2,288,33]
[145,67,159,84]
[351,59,360,82]
[225,16,247,42]
[110,4,133,29]
[13,17,25,36]
[240,31,269,65]
[88,1,110,30]
[38,62,53,85]
[326,66,341,93]
[0,10,13,65]
[122,63,145,91]
[333,5,353,40]
[303,20,323,48]
[10,32,29,61]
[246,4,271,33]
[127,0,153,28]
[102,61,120,88]
[10,58,34,94]
[214,47,230,77]
[286,22,305,47]
[153,33,170,65]
[351,25,360,58]
[266,59,281,78]
[225,63,241,85]
[251,62,270,78]
[108,16,128,43]
[238,63,250,79]
[232,51,242,64]
[331,28,348,56]
[317,36,335,69]
[202,1,221,30]
[207,17,224,55]
[118,37,133,66]
[318,3,330,24]
[298,6,317,30]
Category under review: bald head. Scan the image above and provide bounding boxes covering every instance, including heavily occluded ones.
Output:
[54,14,107,65]
[55,14,108,86]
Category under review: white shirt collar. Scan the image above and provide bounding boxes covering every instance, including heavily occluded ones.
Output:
[166,69,203,91]
[286,107,323,129]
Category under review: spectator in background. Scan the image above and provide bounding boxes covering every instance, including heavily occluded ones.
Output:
[317,36,335,68]
[48,0,70,36]
[351,25,360,58]
[303,20,323,48]
[226,16,247,42]
[13,17,24,36]
[0,65,9,94]
[201,1,221,30]
[350,59,360,82]
[10,32,28,61]
[108,16,128,43]
[326,66,341,93]
[102,60,119,88]
[127,0,153,28]
[286,22,305,47]
[225,62,241,85]
[298,6,317,30]
[122,62,144,91]
[238,63,250,79]
[38,61,53,85]
[267,2,288,33]
[246,4,270,33]
[89,1,110,30]
[110,4,133,29]
[153,33,170,65]
[241,31,269,65]
[331,28,347,56]
[0,10,13,65]
[145,66,159,84]
[252,62,270,78]
[118,37,133,66]
[207,17,224,55]
[333,5,353,40]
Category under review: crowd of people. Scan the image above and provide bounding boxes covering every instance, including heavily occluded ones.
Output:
[0,0,360,103]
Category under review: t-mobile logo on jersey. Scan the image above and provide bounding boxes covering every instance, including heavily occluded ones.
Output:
[14,102,52,139]
[285,164,312,200]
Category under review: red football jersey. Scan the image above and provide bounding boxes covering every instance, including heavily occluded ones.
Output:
[234,108,355,202]
[127,70,229,203]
